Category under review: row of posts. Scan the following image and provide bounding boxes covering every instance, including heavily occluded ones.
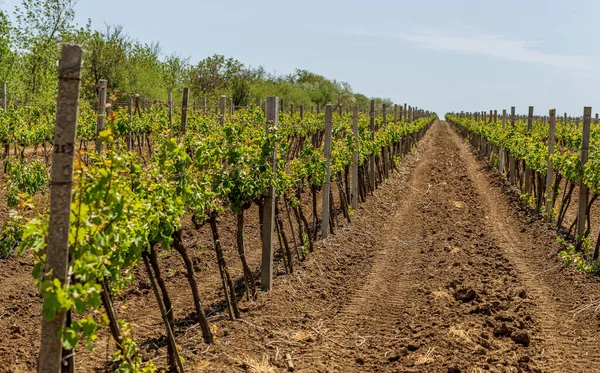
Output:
[459,108,599,126]
[261,98,423,289]
[42,44,429,372]
[462,105,594,247]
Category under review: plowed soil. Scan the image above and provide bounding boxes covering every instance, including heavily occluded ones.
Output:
[2,121,600,373]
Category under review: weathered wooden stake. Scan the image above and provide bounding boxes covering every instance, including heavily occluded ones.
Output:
[95,79,107,154]
[321,105,333,239]
[509,107,516,185]
[181,87,189,132]
[168,91,173,128]
[39,44,82,373]
[498,109,506,174]
[261,97,278,291]
[576,107,592,243]
[351,106,359,210]
[220,95,226,125]
[127,96,133,150]
[369,100,376,191]
[545,109,557,216]
[382,104,389,179]
[524,106,534,193]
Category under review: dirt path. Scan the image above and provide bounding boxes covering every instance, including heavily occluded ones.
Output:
[2,121,600,373]
[451,123,600,372]
[283,121,600,372]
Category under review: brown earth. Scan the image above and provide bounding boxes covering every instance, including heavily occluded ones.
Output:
[1,121,600,372]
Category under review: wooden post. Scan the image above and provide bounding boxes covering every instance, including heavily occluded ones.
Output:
[382,104,389,179]
[317,103,321,114]
[338,104,342,118]
[181,87,189,132]
[261,97,278,291]
[127,96,133,150]
[498,109,506,174]
[95,79,107,154]
[545,109,557,216]
[564,113,567,125]
[524,106,534,193]
[489,110,493,123]
[220,95,226,125]
[300,104,304,120]
[393,104,398,123]
[1,83,6,110]
[351,106,359,210]
[202,97,207,114]
[403,103,407,121]
[511,107,516,127]
[509,107,516,185]
[290,103,295,117]
[493,110,497,123]
[595,113,598,124]
[39,44,82,373]
[577,107,592,243]
[321,105,333,239]
[168,91,173,128]
[369,100,376,191]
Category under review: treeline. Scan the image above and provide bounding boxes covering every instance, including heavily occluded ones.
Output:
[0,0,393,110]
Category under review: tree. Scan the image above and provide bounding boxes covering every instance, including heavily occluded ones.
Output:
[12,0,77,103]
[161,53,189,95]
[188,55,243,102]
[81,24,130,91]
[0,9,16,85]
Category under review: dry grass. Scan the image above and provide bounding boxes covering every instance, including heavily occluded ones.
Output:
[241,354,278,373]
[414,347,436,365]
[448,326,479,349]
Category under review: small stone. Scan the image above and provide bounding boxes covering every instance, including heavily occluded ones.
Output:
[493,323,513,337]
[387,352,401,362]
[454,287,476,303]
[495,312,514,322]
[511,331,530,346]
[407,343,420,352]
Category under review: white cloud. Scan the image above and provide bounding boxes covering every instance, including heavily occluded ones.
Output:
[346,29,592,71]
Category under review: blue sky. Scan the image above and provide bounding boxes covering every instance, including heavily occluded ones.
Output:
[2,0,598,116]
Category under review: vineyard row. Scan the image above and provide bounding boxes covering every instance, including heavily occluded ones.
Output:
[447,107,600,272]
[11,45,437,372]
